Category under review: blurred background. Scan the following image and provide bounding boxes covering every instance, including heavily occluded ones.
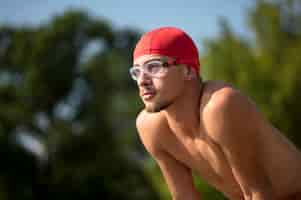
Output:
[0,0,300,199]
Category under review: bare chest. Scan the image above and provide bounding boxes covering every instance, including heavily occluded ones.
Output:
[163,128,242,198]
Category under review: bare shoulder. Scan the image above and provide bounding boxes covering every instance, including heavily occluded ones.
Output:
[202,80,262,143]
[202,80,251,115]
[136,110,171,156]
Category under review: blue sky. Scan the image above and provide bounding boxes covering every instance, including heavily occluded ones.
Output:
[0,0,254,52]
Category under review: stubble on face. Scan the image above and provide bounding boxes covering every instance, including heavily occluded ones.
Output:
[145,98,173,113]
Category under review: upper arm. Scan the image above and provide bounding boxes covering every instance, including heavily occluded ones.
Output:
[154,150,201,200]
[136,110,200,200]
[205,88,275,199]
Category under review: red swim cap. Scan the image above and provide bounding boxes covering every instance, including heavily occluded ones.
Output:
[133,27,200,74]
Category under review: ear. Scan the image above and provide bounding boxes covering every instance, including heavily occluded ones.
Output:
[183,67,195,80]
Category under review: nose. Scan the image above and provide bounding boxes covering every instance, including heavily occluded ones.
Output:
[137,71,152,86]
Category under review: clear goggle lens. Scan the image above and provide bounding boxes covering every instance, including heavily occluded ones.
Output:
[129,60,171,81]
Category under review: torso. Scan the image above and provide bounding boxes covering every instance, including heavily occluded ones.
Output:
[146,80,301,200]
[161,123,243,199]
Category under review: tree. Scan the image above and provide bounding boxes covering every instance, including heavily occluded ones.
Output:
[0,10,159,200]
[203,0,301,147]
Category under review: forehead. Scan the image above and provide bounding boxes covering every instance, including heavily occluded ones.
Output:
[133,54,171,66]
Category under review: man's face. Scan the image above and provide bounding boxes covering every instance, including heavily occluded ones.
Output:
[132,55,186,113]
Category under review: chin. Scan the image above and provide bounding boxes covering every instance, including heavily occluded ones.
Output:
[145,100,172,113]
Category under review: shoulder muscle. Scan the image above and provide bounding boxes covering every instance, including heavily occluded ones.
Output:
[204,86,263,145]
[136,110,169,156]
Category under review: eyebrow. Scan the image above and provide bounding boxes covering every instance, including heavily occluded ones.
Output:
[133,58,163,67]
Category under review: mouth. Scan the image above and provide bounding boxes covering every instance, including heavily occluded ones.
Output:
[141,91,156,101]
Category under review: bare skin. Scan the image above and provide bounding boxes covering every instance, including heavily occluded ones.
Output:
[134,55,301,200]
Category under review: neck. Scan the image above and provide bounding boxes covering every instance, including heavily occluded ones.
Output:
[163,80,203,137]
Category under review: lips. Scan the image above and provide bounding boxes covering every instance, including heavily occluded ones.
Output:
[141,91,155,100]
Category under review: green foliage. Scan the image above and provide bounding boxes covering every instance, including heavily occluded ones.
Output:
[0,9,158,200]
[203,0,301,148]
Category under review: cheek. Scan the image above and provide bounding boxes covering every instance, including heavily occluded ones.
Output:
[154,76,185,98]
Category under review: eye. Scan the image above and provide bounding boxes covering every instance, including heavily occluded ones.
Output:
[145,61,163,73]
[130,67,141,77]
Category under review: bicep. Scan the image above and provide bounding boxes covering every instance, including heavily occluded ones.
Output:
[221,136,273,199]
[155,150,201,200]
[136,111,200,199]
[207,89,275,198]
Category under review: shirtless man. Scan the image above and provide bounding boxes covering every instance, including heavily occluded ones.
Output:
[130,27,301,200]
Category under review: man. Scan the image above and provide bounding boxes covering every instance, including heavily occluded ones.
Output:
[130,27,301,200]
